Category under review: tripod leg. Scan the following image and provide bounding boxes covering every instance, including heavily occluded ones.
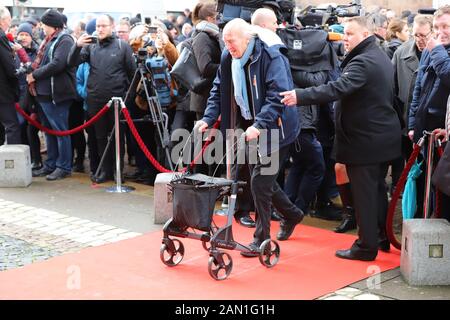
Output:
[93,124,116,179]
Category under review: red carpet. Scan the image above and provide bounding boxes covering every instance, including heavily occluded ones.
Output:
[0,221,400,300]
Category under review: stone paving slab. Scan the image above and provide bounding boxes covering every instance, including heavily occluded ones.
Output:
[0,198,143,271]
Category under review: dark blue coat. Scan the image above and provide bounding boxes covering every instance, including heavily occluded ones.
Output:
[408,44,450,142]
[202,37,300,156]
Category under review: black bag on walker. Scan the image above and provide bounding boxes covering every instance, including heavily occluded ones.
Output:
[170,176,222,231]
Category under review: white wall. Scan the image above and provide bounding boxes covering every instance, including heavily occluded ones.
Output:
[433,0,450,8]
[164,0,199,13]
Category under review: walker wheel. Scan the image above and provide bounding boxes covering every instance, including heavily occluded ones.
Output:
[208,251,233,280]
[160,239,184,267]
[259,239,280,268]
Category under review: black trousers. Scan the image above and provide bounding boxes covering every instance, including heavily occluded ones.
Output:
[251,145,304,244]
[0,102,21,144]
[346,162,389,251]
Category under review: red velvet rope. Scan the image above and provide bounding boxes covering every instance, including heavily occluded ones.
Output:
[386,144,422,250]
[15,103,110,136]
[121,107,220,173]
[435,145,444,219]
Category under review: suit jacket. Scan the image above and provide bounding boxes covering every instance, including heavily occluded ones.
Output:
[295,36,401,165]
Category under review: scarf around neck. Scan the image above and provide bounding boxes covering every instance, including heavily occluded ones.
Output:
[32,29,63,70]
[232,37,255,120]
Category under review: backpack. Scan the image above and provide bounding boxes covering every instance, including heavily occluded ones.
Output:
[145,55,177,108]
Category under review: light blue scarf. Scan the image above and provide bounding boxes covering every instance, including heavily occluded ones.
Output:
[231,37,255,120]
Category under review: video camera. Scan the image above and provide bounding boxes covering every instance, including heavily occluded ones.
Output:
[16,61,33,76]
[134,38,157,65]
[298,0,363,27]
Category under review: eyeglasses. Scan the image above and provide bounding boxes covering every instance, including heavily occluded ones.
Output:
[414,32,432,39]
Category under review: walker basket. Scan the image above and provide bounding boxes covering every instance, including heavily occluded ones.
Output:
[169,174,233,232]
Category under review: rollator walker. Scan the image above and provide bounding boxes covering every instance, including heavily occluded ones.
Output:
[160,133,280,280]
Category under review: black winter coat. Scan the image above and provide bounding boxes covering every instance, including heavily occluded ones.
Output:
[32,33,77,104]
[296,36,401,165]
[190,30,221,114]
[0,29,19,104]
[67,35,136,107]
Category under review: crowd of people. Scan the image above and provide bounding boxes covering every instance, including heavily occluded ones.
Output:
[0,2,449,261]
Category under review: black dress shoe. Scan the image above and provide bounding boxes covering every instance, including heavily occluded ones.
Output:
[31,162,43,170]
[92,172,114,184]
[271,209,282,221]
[311,201,343,221]
[378,239,390,252]
[240,242,260,258]
[334,207,357,233]
[73,161,85,173]
[335,248,377,261]
[235,215,256,228]
[124,170,143,180]
[276,213,304,241]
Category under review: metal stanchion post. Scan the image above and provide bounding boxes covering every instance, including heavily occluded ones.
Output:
[106,98,135,193]
[423,132,435,218]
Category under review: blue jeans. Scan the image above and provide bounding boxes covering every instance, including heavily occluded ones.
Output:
[285,132,325,212]
[40,100,73,173]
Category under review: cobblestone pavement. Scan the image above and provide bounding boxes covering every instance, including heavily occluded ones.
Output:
[0,198,141,271]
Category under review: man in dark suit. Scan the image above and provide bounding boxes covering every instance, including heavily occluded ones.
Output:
[0,6,21,145]
[281,16,402,261]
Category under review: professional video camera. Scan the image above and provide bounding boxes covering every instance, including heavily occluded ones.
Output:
[15,61,33,76]
[216,0,296,27]
[298,0,363,27]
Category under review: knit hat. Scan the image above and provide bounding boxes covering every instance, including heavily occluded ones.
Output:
[85,18,97,35]
[26,16,39,27]
[41,9,64,29]
[16,23,33,37]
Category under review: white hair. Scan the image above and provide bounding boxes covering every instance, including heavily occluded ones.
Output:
[0,6,10,20]
[223,18,256,39]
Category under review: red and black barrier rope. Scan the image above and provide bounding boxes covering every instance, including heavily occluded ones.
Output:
[121,105,221,173]
[15,103,110,137]
[386,140,445,250]
[386,144,422,250]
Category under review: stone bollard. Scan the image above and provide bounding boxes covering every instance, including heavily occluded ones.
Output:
[153,172,178,224]
[0,145,32,188]
[401,219,450,286]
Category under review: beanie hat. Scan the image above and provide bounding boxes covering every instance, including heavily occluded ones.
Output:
[17,23,33,37]
[26,16,39,27]
[41,9,64,29]
[86,18,97,35]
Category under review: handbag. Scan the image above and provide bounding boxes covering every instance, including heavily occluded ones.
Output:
[432,142,450,196]
[170,44,209,94]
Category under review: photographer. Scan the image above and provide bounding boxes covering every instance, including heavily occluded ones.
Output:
[0,6,22,145]
[67,14,136,183]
